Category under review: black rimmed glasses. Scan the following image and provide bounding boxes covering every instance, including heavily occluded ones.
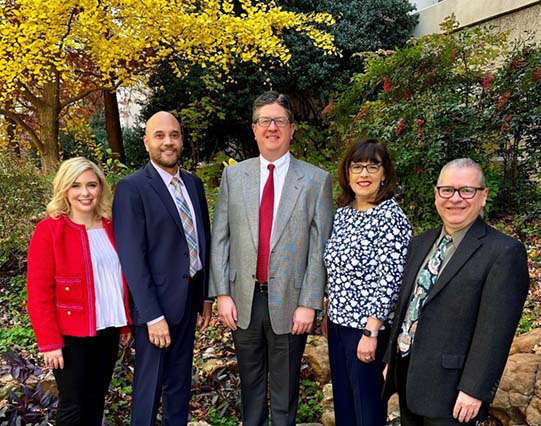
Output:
[349,163,382,174]
[436,186,485,199]
[254,116,290,127]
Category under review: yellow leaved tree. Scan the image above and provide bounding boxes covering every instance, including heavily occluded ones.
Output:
[0,0,334,172]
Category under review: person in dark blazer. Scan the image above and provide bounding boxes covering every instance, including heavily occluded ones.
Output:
[113,111,211,426]
[210,91,334,426]
[383,158,530,426]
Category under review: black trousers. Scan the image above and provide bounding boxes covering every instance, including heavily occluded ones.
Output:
[53,327,120,426]
[232,290,307,426]
[396,354,476,426]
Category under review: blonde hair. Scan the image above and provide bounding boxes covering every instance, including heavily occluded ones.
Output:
[46,157,112,220]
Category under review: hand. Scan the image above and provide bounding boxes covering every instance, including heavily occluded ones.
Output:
[217,295,238,330]
[357,334,377,363]
[292,306,315,335]
[198,301,212,332]
[120,332,132,346]
[147,319,171,348]
[321,313,328,338]
[43,349,64,369]
[453,391,482,423]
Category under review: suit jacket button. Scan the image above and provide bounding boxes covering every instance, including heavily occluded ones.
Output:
[67,311,72,316]
[183,275,188,279]
[65,286,70,291]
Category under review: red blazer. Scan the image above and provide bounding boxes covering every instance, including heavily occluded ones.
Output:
[27,215,131,352]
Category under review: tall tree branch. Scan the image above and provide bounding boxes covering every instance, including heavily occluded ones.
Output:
[0,108,44,152]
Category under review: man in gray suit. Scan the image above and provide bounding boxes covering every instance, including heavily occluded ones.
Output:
[383,158,529,426]
[210,91,333,426]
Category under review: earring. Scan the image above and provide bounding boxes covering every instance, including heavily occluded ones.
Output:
[381,180,385,186]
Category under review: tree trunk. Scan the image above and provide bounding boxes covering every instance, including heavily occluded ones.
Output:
[6,115,20,157]
[39,76,61,173]
[103,90,125,164]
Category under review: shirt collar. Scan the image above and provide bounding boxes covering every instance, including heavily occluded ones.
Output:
[150,160,182,187]
[259,151,290,172]
[439,222,473,248]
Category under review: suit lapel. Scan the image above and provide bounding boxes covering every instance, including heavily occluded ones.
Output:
[270,157,303,249]
[241,158,261,249]
[145,163,185,237]
[396,229,440,321]
[426,218,486,304]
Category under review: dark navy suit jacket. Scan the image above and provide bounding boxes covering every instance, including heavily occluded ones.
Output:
[112,162,210,326]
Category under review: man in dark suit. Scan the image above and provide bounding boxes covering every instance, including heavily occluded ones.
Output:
[113,111,211,426]
[384,158,529,426]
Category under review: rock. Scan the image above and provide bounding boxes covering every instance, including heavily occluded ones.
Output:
[526,393,541,426]
[387,393,400,421]
[303,336,331,384]
[0,372,17,394]
[490,353,541,425]
[39,370,58,399]
[510,328,541,355]
[321,383,335,426]
[199,358,226,376]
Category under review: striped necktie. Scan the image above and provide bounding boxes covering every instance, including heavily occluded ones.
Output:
[171,177,201,277]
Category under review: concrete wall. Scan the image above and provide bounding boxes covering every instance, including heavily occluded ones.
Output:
[412,0,541,41]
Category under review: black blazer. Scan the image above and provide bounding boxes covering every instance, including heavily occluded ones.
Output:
[383,217,529,419]
[112,162,211,326]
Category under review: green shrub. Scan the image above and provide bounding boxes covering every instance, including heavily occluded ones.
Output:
[0,150,49,271]
[327,17,540,230]
[0,275,35,354]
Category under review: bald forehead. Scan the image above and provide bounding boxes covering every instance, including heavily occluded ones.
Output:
[145,112,181,136]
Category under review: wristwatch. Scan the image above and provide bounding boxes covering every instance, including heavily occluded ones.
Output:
[362,328,379,337]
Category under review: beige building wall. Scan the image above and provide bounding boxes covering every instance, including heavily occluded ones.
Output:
[412,0,541,42]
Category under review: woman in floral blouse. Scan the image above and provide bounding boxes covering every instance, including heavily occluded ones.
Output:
[323,138,412,426]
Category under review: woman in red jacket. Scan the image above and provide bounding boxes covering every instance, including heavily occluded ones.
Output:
[27,157,131,426]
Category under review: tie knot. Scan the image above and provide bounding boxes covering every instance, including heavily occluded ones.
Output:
[440,235,452,247]
[268,164,275,172]
[171,176,180,188]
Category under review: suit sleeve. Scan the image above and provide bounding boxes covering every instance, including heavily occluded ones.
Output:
[298,171,334,310]
[458,239,529,402]
[209,167,231,297]
[26,221,64,352]
[113,178,163,323]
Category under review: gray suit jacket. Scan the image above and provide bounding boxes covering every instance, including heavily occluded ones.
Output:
[209,155,334,334]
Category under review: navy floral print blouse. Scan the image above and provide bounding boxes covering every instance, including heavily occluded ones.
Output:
[324,198,412,329]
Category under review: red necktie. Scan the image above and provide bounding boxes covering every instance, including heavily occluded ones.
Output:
[256,164,275,283]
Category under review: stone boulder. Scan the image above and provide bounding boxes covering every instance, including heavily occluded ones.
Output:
[509,328,541,355]
[303,336,331,384]
[490,328,541,426]
[321,383,335,426]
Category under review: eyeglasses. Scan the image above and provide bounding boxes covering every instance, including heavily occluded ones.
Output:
[349,163,382,174]
[436,186,485,199]
[254,116,290,127]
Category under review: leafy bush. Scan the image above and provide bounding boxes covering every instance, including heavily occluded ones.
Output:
[0,275,35,354]
[0,150,49,271]
[327,17,540,230]
[0,351,57,425]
